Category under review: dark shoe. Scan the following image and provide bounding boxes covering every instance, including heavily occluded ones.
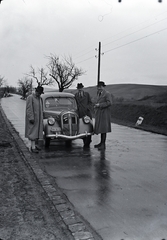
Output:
[30,147,39,153]
[35,145,41,150]
[98,143,106,150]
[94,143,101,148]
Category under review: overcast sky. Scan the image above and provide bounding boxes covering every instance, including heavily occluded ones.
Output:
[0,0,167,88]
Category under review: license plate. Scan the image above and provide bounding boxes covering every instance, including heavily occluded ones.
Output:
[50,127,60,132]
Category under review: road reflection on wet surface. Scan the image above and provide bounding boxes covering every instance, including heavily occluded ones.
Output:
[2,95,167,240]
[38,128,167,240]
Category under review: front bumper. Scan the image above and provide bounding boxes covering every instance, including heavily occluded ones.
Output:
[45,132,93,140]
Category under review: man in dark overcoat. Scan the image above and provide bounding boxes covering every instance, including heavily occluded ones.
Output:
[94,81,112,150]
[75,83,93,148]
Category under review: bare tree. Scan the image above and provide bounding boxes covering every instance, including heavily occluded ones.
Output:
[27,66,54,87]
[0,75,5,87]
[18,77,32,99]
[47,54,85,92]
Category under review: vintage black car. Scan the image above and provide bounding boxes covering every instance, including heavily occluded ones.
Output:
[41,91,94,148]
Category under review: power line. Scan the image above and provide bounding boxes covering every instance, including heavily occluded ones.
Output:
[103,17,167,48]
[104,27,167,54]
[73,11,167,61]
[76,56,95,64]
[74,49,95,60]
[76,27,167,64]
[101,10,167,43]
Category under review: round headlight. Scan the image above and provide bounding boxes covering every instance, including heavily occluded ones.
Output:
[83,115,90,124]
[47,117,55,126]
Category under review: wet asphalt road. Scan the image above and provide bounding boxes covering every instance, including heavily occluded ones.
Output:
[1,94,167,240]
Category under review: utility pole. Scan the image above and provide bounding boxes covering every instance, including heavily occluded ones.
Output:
[97,42,101,85]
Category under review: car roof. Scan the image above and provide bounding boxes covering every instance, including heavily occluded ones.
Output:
[41,91,75,100]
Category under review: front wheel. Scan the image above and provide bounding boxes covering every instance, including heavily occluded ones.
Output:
[83,135,92,147]
[45,137,50,148]
[65,140,72,148]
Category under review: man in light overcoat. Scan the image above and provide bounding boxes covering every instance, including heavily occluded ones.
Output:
[25,85,44,153]
[94,81,112,150]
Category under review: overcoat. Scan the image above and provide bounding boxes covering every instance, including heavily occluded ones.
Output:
[75,91,92,118]
[94,89,112,134]
[25,93,43,140]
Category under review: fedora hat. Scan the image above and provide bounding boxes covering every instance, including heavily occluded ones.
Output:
[97,81,106,87]
[77,83,84,89]
[35,86,44,94]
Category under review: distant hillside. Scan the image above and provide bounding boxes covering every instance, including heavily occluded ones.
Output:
[69,83,167,135]
[69,83,167,102]
[106,84,167,101]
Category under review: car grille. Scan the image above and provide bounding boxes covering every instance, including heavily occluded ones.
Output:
[60,112,78,136]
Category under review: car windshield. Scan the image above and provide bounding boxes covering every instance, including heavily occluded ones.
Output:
[44,97,77,111]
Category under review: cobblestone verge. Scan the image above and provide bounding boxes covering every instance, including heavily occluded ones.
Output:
[0,102,102,240]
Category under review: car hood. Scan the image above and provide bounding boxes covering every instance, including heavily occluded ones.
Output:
[43,110,77,119]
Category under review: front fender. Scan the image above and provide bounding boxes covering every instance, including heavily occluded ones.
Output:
[43,119,61,136]
[78,118,93,134]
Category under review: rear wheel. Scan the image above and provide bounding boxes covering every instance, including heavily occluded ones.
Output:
[45,137,50,148]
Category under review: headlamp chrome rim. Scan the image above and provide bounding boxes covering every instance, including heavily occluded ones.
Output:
[47,117,55,126]
[83,115,90,124]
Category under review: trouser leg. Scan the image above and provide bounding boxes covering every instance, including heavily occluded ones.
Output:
[94,133,106,148]
[30,140,39,153]
[31,140,36,149]
[83,135,92,148]
[101,133,106,143]
[98,133,106,150]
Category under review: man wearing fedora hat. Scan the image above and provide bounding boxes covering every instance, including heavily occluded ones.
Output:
[25,85,44,153]
[75,83,93,148]
[94,81,112,150]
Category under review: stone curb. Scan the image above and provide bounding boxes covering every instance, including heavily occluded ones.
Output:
[0,103,102,240]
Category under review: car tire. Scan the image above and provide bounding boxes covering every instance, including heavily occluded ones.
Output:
[83,136,91,146]
[45,137,50,148]
[65,140,72,148]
